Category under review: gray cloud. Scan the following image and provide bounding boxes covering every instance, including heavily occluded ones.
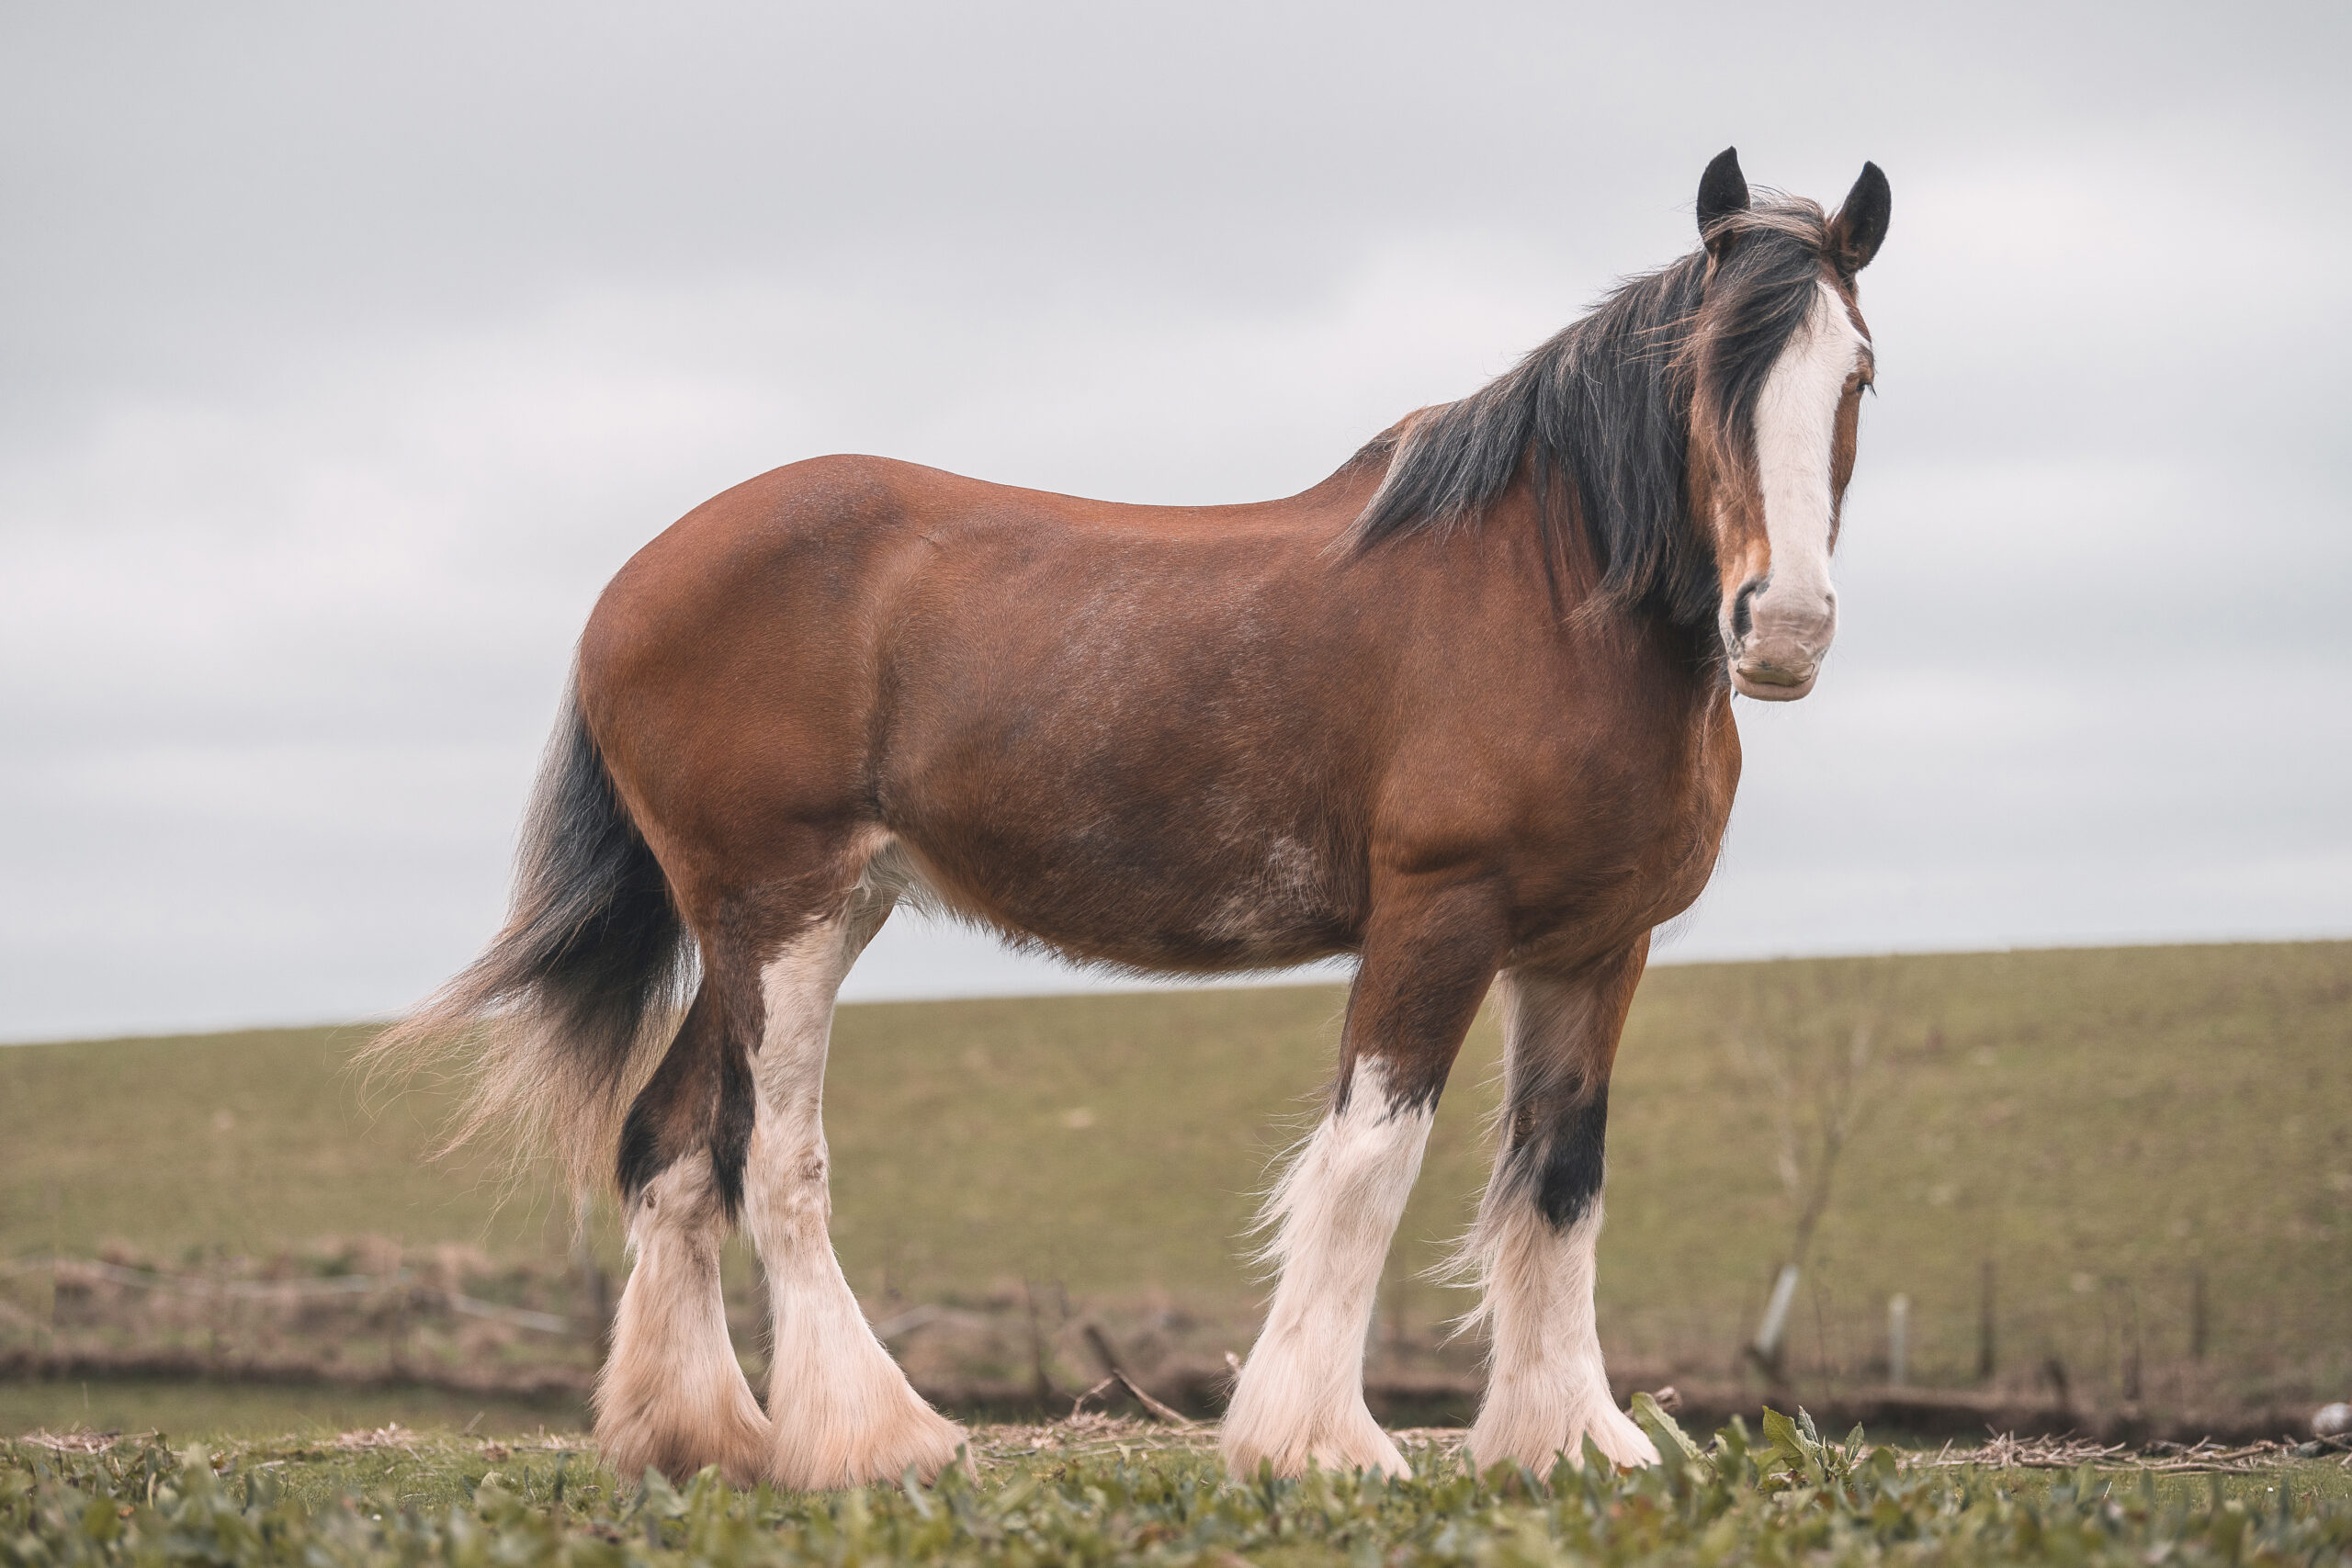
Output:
[4,0,2346,1040]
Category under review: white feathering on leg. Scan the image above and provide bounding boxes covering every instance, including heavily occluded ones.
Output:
[1464,1195,1657,1472]
[1222,1058,1430,1479]
[594,1149,771,1485]
[1459,967,1656,1473]
[747,874,964,1490]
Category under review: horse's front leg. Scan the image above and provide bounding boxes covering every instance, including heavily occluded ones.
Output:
[1463,943,1660,1472]
[1220,880,1505,1480]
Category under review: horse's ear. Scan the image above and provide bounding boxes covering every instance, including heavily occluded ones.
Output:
[1829,162,1891,274]
[1697,147,1748,255]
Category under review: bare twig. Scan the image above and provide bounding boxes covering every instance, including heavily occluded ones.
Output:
[1082,1323,1198,1426]
[1727,967,1904,1378]
[1069,1375,1120,1418]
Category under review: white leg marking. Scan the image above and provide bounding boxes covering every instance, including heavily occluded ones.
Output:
[1464,1197,1657,1472]
[1460,970,1657,1473]
[594,1148,771,1485]
[1222,1058,1430,1479]
[747,880,965,1489]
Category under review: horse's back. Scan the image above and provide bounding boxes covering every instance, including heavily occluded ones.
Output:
[576,455,1387,945]
[582,452,1369,728]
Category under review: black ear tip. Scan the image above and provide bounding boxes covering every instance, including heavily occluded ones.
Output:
[1847,162,1891,218]
[1835,161,1892,269]
[1697,146,1751,235]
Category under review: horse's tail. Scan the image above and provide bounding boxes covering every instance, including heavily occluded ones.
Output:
[364,684,693,1190]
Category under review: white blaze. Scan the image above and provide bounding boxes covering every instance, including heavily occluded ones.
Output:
[1743,280,1867,674]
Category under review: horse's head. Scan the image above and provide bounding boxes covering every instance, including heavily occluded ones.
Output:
[1684,149,1889,702]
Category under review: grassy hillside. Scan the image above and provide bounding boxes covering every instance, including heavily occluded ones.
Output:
[3,942,2346,1414]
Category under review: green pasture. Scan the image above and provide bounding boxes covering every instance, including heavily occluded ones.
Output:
[2,941,2347,1412]
[0,1382,577,1444]
[6,1408,2351,1567]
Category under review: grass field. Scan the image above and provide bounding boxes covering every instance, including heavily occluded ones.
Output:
[8,1409,2351,1567]
[3,941,2347,1434]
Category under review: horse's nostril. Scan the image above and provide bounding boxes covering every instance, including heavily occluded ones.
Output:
[1731,578,1766,640]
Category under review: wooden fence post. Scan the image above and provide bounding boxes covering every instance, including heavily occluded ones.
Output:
[1975,1259,1996,1383]
[1750,1263,1802,1378]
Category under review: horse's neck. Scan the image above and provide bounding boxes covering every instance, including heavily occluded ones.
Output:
[1471,500,1724,712]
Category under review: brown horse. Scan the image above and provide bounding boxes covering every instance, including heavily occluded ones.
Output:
[379,147,1888,1489]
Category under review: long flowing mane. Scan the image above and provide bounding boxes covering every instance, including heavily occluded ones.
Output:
[1346,198,1836,627]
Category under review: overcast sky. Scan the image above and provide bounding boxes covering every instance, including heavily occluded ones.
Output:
[4,1,2346,1043]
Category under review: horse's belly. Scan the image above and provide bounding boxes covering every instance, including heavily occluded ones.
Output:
[887,814,1363,975]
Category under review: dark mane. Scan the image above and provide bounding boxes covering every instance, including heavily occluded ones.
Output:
[1346,198,1834,627]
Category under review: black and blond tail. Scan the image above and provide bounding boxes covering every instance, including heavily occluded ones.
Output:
[366,686,692,1190]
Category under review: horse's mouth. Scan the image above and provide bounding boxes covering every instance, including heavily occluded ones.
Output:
[1730,658,1818,701]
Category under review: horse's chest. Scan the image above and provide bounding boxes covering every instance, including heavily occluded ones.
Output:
[1506,717,1737,954]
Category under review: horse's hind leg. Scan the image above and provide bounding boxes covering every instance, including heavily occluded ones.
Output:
[595,981,771,1486]
[1462,943,1660,1472]
[745,850,966,1489]
[1221,881,1505,1479]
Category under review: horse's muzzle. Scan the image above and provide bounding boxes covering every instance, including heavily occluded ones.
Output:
[1725,592,1834,702]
